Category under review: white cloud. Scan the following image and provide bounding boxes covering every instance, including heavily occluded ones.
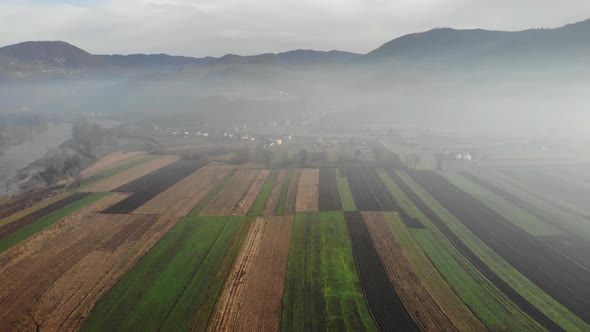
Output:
[0,0,589,56]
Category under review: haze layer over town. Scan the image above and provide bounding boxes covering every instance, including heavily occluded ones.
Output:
[0,1,589,331]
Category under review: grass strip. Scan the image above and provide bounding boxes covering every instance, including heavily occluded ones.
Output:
[337,169,357,211]
[0,192,109,253]
[247,170,277,216]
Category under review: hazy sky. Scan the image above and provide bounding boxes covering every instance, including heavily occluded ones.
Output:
[1,0,590,56]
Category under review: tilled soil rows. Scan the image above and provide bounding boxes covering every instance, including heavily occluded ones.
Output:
[0,192,91,240]
[0,193,182,331]
[209,216,294,331]
[80,151,147,178]
[103,159,208,214]
[134,165,231,217]
[85,155,179,192]
[263,170,288,216]
[362,211,457,332]
[344,211,418,331]
[387,169,567,331]
[200,169,269,216]
[209,217,266,331]
[283,169,301,215]
[319,168,342,211]
[231,170,271,215]
[409,170,590,324]
[295,169,319,212]
[346,168,395,211]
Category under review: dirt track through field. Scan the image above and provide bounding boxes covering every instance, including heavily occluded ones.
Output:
[84,155,179,192]
[295,169,319,211]
[134,166,231,217]
[209,216,294,331]
[200,169,269,216]
[0,193,181,331]
[345,211,418,331]
[363,212,457,332]
[263,170,288,215]
[410,170,590,324]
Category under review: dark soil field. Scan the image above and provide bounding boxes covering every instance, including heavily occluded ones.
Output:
[461,171,590,270]
[387,169,564,331]
[410,170,590,325]
[345,211,418,331]
[0,192,91,239]
[319,168,342,211]
[345,168,395,211]
[103,159,208,214]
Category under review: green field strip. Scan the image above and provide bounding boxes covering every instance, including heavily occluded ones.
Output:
[0,192,109,254]
[337,169,357,211]
[384,212,487,332]
[443,172,563,236]
[394,171,588,332]
[377,169,546,331]
[0,191,74,228]
[476,169,590,241]
[276,169,294,215]
[81,215,243,332]
[188,170,237,216]
[247,170,277,216]
[282,211,377,332]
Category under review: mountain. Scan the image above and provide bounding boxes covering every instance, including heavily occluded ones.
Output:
[96,53,215,67]
[98,49,360,68]
[366,18,590,62]
[0,41,107,68]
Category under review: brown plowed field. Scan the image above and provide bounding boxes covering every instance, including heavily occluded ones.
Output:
[208,217,266,331]
[134,166,231,217]
[80,151,147,178]
[263,170,288,216]
[199,169,269,216]
[209,216,294,332]
[295,169,319,212]
[231,170,271,215]
[0,193,181,331]
[284,169,301,215]
[85,155,179,192]
[362,212,457,332]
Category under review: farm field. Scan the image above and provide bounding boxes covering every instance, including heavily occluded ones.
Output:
[409,170,590,324]
[3,138,590,331]
[199,169,270,216]
[84,154,179,192]
[295,168,319,211]
[282,211,378,331]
